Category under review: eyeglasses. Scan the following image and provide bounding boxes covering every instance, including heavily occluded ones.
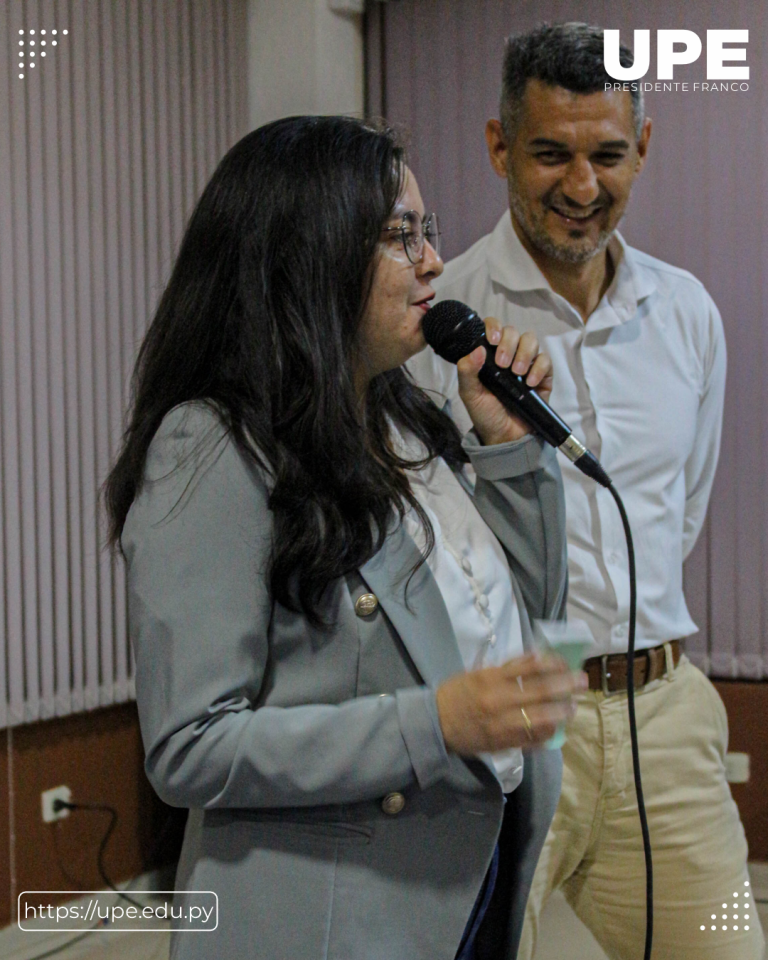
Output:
[383,210,441,264]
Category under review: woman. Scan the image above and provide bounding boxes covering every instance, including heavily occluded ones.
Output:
[105,116,582,960]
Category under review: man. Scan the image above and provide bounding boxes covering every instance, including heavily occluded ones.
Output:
[408,22,764,960]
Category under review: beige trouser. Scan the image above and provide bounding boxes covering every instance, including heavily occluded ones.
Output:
[519,653,765,960]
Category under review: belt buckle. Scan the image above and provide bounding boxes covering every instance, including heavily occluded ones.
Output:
[601,655,617,697]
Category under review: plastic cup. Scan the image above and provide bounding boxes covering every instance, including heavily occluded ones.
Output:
[532,619,595,749]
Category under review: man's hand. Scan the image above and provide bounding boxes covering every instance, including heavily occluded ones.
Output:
[436,653,586,755]
[457,317,553,446]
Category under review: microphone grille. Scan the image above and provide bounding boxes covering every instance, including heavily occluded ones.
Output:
[422,300,485,364]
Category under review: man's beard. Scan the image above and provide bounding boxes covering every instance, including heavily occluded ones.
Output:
[508,181,613,265]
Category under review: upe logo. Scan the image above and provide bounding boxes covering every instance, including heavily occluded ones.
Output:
[604,30,749,81]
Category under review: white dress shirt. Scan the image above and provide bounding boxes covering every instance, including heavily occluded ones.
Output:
[407,212,726,657]
[390,424,525,792]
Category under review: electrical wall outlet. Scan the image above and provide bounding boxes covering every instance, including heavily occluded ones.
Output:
[725,752,750,784]
[41,785,72,823]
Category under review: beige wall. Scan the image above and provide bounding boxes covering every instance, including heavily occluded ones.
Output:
[248,0,365,130]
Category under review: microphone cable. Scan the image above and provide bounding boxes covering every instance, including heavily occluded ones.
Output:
[606,482,652,960]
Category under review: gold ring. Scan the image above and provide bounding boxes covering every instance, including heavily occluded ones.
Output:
[520,707,534,740]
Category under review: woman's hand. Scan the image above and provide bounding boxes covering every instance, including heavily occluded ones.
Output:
[456,317,553,446]
[435,653,586,754]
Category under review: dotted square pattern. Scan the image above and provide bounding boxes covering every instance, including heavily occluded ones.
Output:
[17,28,68,78]
[700,881,753,934]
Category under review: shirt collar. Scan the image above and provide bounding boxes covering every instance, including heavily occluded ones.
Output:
[606,231,657,309]
[485,211,551,293]
[485,211,657,326]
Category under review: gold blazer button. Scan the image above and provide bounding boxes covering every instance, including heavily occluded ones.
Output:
[354,593,379,617]
[381,792,405,816]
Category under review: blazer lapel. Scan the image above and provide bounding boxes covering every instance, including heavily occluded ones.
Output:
[360,523,465,687]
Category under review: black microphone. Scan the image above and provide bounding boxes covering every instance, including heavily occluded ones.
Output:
[422,300,612,488]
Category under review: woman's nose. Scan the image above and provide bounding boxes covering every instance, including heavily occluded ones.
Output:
[417,238,443,279]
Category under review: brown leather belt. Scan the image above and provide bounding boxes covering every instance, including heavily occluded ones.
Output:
[584,640,682,694]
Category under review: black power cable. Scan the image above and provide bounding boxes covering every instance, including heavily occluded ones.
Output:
[52,799,146,910]
[23,802,178,960]
[607,482,653,960]
[21,806,123,960]
[51,819,89,891]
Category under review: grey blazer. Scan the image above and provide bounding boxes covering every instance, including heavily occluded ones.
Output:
[123,402,567,960]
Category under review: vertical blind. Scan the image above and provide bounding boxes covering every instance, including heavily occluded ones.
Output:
[369,0,768,680]
[0,0,248,727]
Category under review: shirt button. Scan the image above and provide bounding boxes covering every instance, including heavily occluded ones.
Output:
[355,593,378,617]
[461,558,473,574]
[478,594,490,610]
[489,634,497,647]
[381,792,405,816]
[614,624,626,638]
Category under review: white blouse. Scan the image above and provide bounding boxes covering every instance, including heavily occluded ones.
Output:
[392,426,526,793]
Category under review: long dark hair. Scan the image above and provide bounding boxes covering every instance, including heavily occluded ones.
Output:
[105,115,466,625]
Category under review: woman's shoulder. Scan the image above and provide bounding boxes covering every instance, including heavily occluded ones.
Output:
[143,400,231,482]
[124,401,271,548]
[139,400,270,509]
[153,399,227,447]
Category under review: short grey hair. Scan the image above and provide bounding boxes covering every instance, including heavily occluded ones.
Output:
[500,22,645,142]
